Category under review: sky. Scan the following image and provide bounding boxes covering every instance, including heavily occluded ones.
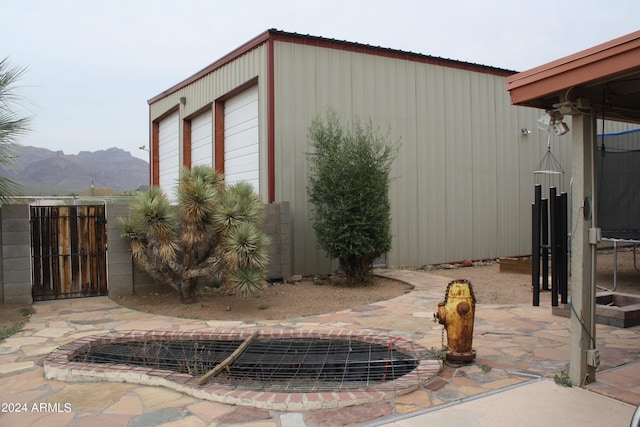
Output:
[2,0,639,161]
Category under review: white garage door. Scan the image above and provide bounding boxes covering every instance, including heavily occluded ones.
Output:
[158,110,180,201]
[191,110,213,167]
[224,85,259,191]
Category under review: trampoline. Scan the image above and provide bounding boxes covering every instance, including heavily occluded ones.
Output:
[597,128,640,290]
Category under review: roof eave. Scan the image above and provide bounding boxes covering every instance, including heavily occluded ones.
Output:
[507,30,640,107]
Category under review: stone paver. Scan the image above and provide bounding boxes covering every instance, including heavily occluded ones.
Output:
[0,361,34,375]
[0,269,638,426]
[104,395,144,415]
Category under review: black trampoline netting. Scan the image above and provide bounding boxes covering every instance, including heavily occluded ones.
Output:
[597,128,640,241]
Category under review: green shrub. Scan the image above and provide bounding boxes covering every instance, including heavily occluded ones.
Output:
[307,110,398,284]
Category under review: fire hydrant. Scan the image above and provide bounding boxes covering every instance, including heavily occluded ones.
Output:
[434,279,477,362]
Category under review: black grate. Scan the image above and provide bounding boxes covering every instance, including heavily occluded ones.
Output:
[73,340,242,376]
[72,338,420,392]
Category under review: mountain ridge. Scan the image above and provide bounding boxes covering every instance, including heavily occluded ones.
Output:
[0,146,149,195]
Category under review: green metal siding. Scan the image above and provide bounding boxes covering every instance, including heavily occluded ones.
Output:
[150,36,640,276]
[272,41,573,274]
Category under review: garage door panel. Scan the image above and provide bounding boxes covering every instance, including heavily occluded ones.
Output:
[226,129,257,150]
[158,110,180,200]
[226,108,256,125]
[224,86,259,191]
[226,144,257,159]
[226,153,259,169]
[191,111,212,167]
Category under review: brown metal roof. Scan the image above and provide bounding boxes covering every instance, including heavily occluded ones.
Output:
[507,30,640,124]
[148,29,516,104]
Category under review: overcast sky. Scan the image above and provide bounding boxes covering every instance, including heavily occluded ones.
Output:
[2,0,638,160]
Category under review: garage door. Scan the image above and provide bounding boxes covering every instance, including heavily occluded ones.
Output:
[191,110,212,167]
[158,110,180,201]
[224,86,259,191]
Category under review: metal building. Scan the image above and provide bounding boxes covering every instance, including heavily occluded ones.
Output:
[147,29,574,275]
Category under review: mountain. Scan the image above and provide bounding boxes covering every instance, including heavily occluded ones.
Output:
[0,146,149,195]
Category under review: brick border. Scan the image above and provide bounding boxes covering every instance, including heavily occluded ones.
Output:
[44,329,442,411]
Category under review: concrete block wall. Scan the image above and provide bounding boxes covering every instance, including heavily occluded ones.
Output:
[105,202,157,298]
[1,204,32,304]
[262,201,291,280]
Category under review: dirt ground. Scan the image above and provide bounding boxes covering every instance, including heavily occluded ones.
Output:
[421,248,640,305]
[1,249,638,333]
[112,276,413,321]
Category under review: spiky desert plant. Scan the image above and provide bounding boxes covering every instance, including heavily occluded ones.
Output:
[121,166,269,302]
[217,181,269,296]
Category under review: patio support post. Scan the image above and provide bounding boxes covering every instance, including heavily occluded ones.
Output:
[569,113,598,386]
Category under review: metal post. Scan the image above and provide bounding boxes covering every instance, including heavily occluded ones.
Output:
[550,187,558,307]
[541,198,549,291]
[532,185,542,307]
[560,192,569,304]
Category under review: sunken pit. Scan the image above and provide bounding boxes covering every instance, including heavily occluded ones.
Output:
[44,329,442,411]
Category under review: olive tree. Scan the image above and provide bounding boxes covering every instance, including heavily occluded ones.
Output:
[121,165,269,302]
[307,110,398,284]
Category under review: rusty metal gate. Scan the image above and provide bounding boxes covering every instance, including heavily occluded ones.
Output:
[30,205,107,301]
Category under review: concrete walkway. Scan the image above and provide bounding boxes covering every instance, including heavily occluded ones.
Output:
[0,270,638,426]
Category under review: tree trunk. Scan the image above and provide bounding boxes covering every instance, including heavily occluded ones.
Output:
[341,255,373,285]
[179,277,196,303]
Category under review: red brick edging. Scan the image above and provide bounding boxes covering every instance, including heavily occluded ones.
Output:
[44,328,442,411]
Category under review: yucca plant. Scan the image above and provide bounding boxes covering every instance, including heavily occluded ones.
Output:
[120,166,269,302]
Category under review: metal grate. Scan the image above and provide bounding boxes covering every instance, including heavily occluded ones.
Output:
[73,340,242,376]
[72,338,419,392]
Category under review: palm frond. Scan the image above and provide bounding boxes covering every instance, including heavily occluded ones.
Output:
[0,58,30,202]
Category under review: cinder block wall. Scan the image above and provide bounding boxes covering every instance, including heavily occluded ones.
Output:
[0,204,32,304]
[262,201,291,280]
[105,202,157,298]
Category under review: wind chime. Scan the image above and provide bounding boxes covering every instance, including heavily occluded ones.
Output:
[534,133,565,199]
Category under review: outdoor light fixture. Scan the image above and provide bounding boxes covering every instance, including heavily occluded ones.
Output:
[179,96,186,105]
[552,120,570,136]
[537,110,570,136]
[521,128,532,136]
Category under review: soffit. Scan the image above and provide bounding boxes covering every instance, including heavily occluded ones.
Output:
[507,31,640,124]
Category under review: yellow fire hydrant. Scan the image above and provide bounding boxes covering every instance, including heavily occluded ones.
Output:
[434,279,477,362]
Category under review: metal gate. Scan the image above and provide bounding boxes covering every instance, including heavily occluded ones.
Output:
[30,205,107,301]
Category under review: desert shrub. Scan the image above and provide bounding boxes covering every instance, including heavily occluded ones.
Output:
[307,109,398,284]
